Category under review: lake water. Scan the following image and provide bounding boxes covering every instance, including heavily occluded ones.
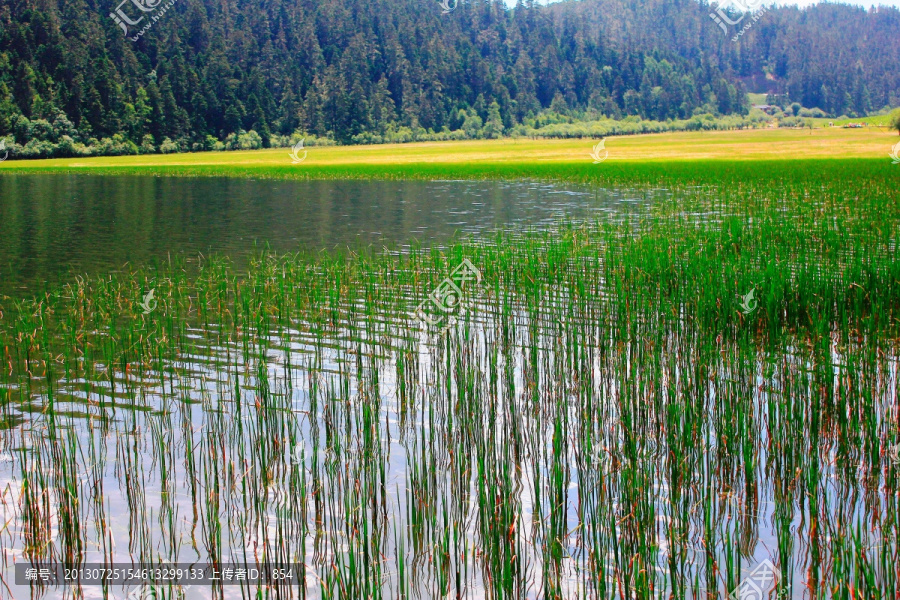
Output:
[0,175,647,297]
[0,174,892,600]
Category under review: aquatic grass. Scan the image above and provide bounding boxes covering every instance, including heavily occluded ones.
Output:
[0,167,898,598]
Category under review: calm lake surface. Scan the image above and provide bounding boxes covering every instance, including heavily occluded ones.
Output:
[0,174,645,296]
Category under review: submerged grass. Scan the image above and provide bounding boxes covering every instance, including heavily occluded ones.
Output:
[0,164,898,599]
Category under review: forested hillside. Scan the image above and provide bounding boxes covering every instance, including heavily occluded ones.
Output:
[0,0,897,154]
[560,0,899,117]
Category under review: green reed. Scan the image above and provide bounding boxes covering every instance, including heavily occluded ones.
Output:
[0,167,898,599]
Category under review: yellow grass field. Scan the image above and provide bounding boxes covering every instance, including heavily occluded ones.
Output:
[1,127,896,173]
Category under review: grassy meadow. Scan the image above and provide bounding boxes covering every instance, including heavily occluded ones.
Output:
[0,127,899,599]
[0,127,895,179]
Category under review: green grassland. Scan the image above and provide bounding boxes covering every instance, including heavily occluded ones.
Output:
[817,113,896,127]
[746,93,768,105]
[1,128,896,186]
